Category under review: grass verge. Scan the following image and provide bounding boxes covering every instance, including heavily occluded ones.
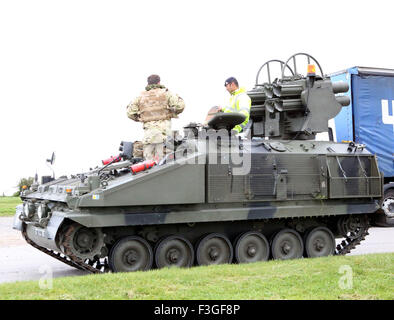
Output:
[0,197,21,217]
[0,253,392,300]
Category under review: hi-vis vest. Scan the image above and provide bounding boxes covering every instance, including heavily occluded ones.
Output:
[223,87,251,133]
[139,88,172,122]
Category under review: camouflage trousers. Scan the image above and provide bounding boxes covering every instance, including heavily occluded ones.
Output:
[140,120,171,162]
[133,141,144,158]
[143,143,166,162]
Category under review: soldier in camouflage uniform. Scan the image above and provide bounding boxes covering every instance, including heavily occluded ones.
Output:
[127,74,185,162]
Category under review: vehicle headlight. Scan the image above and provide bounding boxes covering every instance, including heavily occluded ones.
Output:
[23,202,35,218]
[37,203,47,219]
[23,202,29,216]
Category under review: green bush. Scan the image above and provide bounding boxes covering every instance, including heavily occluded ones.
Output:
[13,177,35,196]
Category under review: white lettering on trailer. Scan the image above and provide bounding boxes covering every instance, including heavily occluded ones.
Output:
[382,99,394,132]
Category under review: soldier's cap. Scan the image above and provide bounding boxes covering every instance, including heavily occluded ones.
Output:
[224,77,238,87]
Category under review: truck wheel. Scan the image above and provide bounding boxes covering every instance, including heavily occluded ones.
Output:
[375,189,394,227]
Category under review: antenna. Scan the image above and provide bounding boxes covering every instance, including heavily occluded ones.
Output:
[46,152,56,179]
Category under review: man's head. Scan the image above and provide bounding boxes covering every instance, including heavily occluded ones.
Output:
[147,74,161,85]
[224,77,239,94]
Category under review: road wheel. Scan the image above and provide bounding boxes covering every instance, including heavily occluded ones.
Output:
[109,236,153,272]
[271,229,303,260]
[196,233,233,266]
[234,231,269,263]
[304,227,335,258]
[155,235,194,269]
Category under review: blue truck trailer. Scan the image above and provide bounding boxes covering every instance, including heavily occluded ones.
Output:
[331,66,394,226]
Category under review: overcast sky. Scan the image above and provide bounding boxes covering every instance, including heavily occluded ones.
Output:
[0,0,393,195]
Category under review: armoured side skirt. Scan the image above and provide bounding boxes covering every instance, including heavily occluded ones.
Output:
[14,205,63,252]
[20,214,64,252]
[65,200,380,228]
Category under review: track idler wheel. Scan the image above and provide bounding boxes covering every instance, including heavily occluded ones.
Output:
[337,215,369,240]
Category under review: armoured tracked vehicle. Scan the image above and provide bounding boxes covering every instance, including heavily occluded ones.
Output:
[14,53,383,273]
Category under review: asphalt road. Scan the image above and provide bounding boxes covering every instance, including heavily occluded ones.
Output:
[0,217,393,284]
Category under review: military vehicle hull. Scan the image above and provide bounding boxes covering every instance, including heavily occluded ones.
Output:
[14,138,382,272]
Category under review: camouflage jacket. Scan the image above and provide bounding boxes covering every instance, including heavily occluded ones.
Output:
[127,84,185,144]
[127,84,185,123]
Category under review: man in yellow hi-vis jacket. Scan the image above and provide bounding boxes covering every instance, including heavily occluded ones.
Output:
[220,77,251,133]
